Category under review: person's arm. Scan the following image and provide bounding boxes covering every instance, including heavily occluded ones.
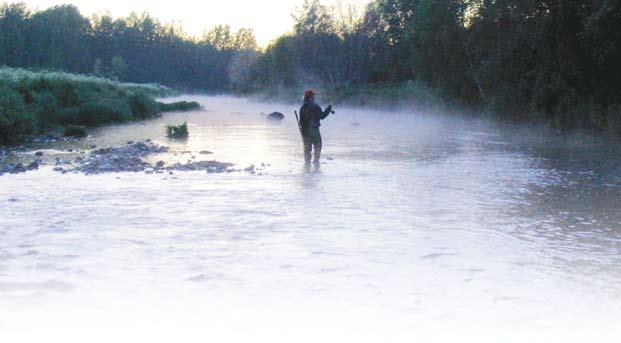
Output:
[319,105,332,120]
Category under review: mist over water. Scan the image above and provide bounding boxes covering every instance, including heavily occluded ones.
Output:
[1,96,621,342]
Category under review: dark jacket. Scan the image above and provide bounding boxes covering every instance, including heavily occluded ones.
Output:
[299,100,331,135]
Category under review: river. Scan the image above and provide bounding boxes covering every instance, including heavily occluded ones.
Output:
[1,95,620,342]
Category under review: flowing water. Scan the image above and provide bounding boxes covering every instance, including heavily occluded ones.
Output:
[1,96,620,342]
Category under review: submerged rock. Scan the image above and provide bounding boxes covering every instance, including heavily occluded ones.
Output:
[266,112,285,121]
[67,141,168,174]
[48,140,238,175]
[29,134,65,144]
[92,141,169,157]
[166,160,234,173]
[27,161,39,170]
[0,161,40,176]
[0,140,248,177]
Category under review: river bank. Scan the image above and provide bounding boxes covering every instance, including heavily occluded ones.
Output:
[0,67,199,145]
[245,81,621,139]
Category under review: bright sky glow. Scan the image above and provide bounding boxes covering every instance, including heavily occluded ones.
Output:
[20,0,370,46]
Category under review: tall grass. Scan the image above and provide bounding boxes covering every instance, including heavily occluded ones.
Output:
[0,67,187,145]
[166,121,189,139]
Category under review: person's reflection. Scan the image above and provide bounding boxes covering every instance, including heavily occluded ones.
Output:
[300,162,322,190]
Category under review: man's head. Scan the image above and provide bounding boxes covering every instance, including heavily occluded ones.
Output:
[303,89,315,102]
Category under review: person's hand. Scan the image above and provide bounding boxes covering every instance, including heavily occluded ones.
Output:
[326,105,334,114]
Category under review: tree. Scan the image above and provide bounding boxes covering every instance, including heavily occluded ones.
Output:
[0,3,30,67]
[293,0,335,35]
[110,56,128,80]
[203,25,234,50]
[27,5,92,72]
[406,0,480,104]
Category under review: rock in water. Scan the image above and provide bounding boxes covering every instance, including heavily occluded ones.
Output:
[266,112,285,121]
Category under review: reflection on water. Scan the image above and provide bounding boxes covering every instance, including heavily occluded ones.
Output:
[1,95,621,341]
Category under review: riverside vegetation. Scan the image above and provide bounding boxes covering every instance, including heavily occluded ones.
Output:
[1,1,620,134]
[0,67,199,144]
[166,122,189,139]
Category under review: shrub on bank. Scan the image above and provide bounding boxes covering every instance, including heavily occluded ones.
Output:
[63,125,88,137]
[159,101,201,112]
[0,67,195,145]
[129,93,161,119]
[166,122,189,139]
[0,82,36,144]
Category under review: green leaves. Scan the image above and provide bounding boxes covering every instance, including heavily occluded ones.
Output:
[166,122,188,139]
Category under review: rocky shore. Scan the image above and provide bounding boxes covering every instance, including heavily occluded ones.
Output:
[0,160,41,175]
[0,140,241,176]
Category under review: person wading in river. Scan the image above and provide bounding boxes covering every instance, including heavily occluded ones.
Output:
[298,90,333,165]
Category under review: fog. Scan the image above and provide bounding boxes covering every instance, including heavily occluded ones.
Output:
[1,95,620,342]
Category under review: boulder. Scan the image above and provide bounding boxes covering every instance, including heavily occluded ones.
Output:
[266,112,285,121]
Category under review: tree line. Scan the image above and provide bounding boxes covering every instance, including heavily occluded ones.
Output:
[249,0,621,131]
[1,1,620,131]
[0,3,256,90]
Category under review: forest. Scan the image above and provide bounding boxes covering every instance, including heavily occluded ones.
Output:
[1,1,620,133]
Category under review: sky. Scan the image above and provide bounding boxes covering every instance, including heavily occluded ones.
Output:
[20,0,370,46]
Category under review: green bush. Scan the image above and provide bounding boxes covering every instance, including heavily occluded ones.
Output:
[0,84,35,144]
[159,101,201,112]
[129,93,160,119]
[63,125,88,137]
[81,99,133,125]
[33,91,61,130]
[0,67,173,145]
[166,121,189,138]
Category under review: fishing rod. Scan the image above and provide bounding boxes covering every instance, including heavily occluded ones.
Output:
[294,110,302,136]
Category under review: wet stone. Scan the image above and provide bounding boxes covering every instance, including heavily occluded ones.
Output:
[2,161,40,175]
[166,160,234,173]
[3,140,235,177]
[27,161,39,170]
[267,112,285,121]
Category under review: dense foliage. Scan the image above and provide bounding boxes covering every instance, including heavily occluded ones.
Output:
[166,121,189,139]
[0,3,256,90]
[1,1,620,133]
[0,67,185,144]
[249,0,621,132]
